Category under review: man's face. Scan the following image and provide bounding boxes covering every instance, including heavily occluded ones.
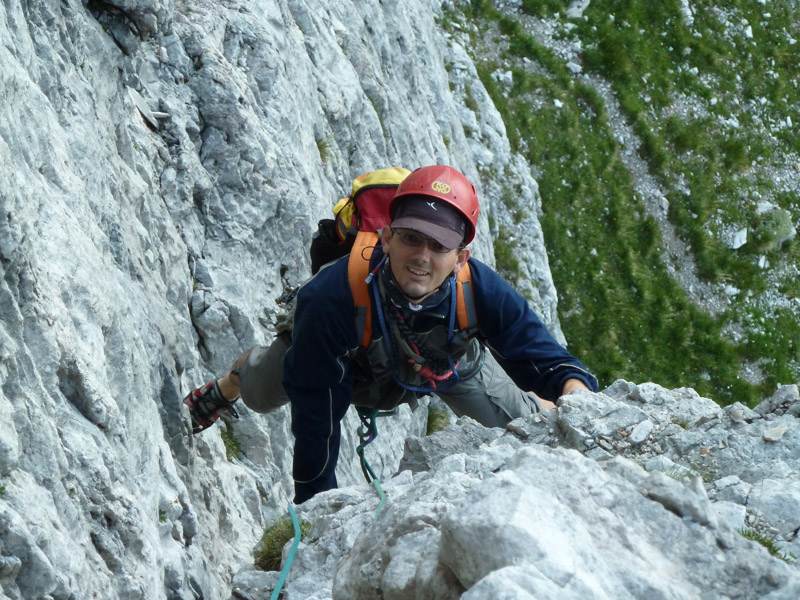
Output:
[380,227,470,301]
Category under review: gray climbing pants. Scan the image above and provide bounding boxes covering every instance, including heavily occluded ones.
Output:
[239,337,540,428]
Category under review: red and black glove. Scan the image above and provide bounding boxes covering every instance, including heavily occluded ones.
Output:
[183,380,239,434]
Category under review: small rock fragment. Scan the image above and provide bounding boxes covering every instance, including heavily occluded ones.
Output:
[762,425,788,442]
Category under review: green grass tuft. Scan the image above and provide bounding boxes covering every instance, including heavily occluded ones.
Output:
[739,528,795,563]
[221,424,242,461]
[316,137,333,162]
[427,405,452,435]
[494,226,521,285]
[254,517,313,572]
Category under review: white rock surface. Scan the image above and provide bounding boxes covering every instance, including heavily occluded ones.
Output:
[247,382,800,599]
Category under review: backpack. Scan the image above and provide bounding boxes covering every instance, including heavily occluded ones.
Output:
[308,168,478,348]
[310,167,410,274]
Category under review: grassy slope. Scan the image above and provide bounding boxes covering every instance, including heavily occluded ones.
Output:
[446,0,800,405]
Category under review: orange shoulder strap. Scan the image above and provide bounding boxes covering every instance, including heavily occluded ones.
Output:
[455,263,478,334]
[348,231,380,348]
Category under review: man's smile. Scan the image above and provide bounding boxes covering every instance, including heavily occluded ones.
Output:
[407,265,430,277]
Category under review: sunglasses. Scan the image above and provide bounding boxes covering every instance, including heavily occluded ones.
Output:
[390,228,458,254]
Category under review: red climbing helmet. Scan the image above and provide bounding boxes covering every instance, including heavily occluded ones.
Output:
[391,165,480,245]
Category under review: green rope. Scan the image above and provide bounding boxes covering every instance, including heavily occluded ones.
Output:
[356,408,379,483]
[356,408,388,520]
[270,504,301,600]
[371,478,386,520]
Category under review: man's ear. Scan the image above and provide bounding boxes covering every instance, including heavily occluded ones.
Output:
[453,248,470,275]
[380,226,392,253]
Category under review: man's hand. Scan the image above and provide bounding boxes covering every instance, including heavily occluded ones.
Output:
[527,390,557,411]
[529,379,591,411]
[538,398,557,410]
[561,378,590,396]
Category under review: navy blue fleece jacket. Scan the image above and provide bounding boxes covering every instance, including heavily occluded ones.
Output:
[283,248,597,503]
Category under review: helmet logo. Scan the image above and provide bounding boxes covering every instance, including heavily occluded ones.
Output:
[431,181,450,194]
[426,201,437,210]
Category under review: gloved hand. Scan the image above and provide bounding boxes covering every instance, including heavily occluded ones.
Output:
[526,391,555,411]
[183,379,239,434]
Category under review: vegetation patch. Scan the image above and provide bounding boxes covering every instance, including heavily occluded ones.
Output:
[427,405,452,435]
[221,424,242,461]
[254,516,313,572]
[739,528,795,563]
[500,186,525,224]
[445,0,800,405]
[752,209,795,253]
[316,137,333,163]
[493,226,521,286]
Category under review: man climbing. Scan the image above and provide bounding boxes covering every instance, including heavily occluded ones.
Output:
[184,165,598,503]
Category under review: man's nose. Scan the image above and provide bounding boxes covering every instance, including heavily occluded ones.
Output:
[412,241,435,258]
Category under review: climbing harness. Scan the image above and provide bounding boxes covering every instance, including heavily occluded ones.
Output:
[370,271,463,395]
[269,503,301,600]
[385,301,460,390]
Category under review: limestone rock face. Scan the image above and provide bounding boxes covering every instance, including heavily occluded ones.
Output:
[0,1,559,599]
[239,382,800,600]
